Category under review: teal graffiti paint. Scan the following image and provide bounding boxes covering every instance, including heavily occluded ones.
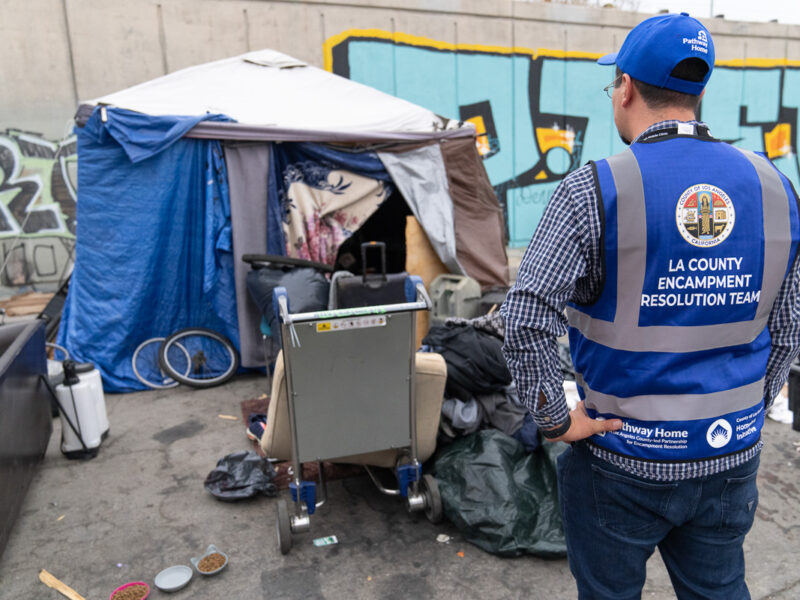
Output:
[328,32,800,247]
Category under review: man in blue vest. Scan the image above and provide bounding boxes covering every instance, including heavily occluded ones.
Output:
[502,12,800,599]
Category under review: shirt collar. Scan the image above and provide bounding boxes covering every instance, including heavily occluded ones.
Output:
[633,119,709,143]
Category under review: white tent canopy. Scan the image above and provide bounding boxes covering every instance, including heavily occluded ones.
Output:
[83,49,467,140]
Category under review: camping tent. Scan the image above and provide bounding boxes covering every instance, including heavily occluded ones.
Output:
[60,49,508,391]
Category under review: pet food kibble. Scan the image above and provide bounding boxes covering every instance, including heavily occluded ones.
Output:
[197,552,225,573]
[111,583,148,600]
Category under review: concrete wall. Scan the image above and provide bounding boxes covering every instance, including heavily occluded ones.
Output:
[2,0,800,291]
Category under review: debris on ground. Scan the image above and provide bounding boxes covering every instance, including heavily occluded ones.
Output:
[313,535,338,547]
[38,569,86,600]
[203,451,278,501]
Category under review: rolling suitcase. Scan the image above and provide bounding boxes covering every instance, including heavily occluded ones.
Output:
[334,242,407,308]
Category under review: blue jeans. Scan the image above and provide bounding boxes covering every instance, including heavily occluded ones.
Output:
[557,442,759,600]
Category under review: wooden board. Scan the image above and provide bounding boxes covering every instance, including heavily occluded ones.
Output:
[405,216,449,348]
[38,569,86,600]
[0,291,54,316]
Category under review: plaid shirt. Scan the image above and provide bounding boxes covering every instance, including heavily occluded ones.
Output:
[501,120,800,481]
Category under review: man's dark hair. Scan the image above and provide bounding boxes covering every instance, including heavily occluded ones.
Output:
[616,58,708,114]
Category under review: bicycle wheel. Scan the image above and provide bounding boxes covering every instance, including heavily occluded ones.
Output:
[132,337,191,389]
[158,328,239,389]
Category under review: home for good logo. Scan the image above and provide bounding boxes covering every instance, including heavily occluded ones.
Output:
[706,419,732,448]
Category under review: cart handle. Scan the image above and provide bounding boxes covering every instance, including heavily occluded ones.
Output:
[274,291,302,347]
[274,276,432,325]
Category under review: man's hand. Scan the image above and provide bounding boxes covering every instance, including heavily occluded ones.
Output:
[543,401,623,443]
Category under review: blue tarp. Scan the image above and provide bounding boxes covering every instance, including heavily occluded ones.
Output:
[58,107,239,391]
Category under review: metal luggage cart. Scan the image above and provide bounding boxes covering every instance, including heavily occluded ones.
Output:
[271,275,441,554]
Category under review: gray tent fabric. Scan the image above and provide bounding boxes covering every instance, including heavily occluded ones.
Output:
[187,121,473,143]
[440,136,509,289]
[224,142,270,368]
[73,104,475,144]
[378,145,464,276]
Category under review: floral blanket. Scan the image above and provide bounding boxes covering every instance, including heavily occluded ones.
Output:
[268,143,394,266]
[281,162,391,264]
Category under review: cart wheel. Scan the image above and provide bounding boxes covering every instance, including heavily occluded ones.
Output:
[277,499,293,555]
[420,474,443,524]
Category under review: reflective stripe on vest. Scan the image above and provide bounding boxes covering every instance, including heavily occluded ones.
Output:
[574,372,764,422]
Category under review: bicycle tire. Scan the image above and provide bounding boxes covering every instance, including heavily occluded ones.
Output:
[132,337,191,389]
[158,328,239,389]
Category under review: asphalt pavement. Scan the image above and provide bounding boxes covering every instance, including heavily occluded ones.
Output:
[1,372,799,599]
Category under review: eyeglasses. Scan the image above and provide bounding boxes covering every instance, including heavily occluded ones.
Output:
[603,76,623,99]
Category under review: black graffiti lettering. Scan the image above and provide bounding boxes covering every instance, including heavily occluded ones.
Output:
[15,136,55,160]
[460,101,501,159]
[54,139,78,234]
[0,145,17,233]
[0,130,77,238]
[0,131,76,289]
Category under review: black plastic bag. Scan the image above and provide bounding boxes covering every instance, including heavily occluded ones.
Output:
[432,430,568,557]
[204,451,278,501]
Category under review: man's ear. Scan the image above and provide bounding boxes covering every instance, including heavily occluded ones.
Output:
[620,73,634,108]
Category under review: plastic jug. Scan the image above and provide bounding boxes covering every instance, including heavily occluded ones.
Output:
[55,360,109,459]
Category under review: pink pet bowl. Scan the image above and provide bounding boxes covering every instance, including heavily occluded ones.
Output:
[109,581,150,600]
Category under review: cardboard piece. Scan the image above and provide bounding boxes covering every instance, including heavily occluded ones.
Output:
[405,216,449,348]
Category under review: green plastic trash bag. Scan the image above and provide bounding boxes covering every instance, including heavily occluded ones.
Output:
[432,429,568,557]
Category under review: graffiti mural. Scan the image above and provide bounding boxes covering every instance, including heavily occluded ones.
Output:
[0,130,77,288]
[325,30,800,247]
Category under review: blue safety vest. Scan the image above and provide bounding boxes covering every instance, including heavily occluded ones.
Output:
[567,127,800,461]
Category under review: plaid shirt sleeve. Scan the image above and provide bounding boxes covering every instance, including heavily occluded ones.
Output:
[764,239,800,409]
[501,165,601,429]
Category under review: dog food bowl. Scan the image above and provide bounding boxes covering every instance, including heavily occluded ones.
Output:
[190,544,229,576]
[109,581,150,600]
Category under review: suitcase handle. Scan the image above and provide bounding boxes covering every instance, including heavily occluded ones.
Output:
[360,241,388,284]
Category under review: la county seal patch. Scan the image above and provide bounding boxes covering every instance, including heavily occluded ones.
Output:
[676,184,735,248]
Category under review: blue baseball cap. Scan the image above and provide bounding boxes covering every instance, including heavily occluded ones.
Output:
[598,12,714,95]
